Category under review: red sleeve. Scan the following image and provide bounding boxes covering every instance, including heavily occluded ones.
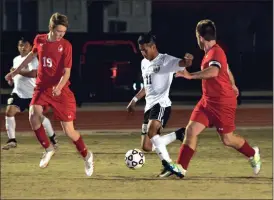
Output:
[208,48,224,69]
[32,35,39,54]
[63,41,72,68]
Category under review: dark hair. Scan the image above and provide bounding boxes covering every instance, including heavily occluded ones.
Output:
[49,12,69,30]
[18,37,32,45]
[137,32,157,45]
[196,19,216,41]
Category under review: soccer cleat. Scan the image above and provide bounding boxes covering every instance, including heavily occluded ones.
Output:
[2,140,17,150]
[249,146,261,175]
[157,166,173,178]
[39,149,55,168]
[162,160,186,178]
[84,151,94,177]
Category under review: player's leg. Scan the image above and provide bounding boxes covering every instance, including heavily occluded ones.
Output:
[2,104,20,150]
[2,93,29,150]
[29,104,55,168]
[41,115,58,148]
[61,121,94,177]
[141,106,185,152]
[162,100,209,178]
[146,104,173,163]
[54,87,93,176]
[214,107,261,175]
[142,127,185,152]
[219,132,260,174]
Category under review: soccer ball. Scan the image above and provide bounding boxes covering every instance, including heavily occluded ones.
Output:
[125,149,145,169]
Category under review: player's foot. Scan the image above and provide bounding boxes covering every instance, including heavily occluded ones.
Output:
[249,146,261,175]
[162,160,186,178]
[39,148,55,168]
[84,151,94,177]
[49,133,58,149]
[2,139,17,150]
[157,166,172,178]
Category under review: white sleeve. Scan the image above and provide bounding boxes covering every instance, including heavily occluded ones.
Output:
[159,54,185,74]
[28,56,39,70]
[12,58,16,67]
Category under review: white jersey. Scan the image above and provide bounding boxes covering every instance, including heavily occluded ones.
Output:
[12,55,38,99]
[141,53,185,112]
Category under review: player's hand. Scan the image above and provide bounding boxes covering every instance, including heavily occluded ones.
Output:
[175,69,193,80]
[184,53,194,67]
[126,100,136,113]
[7,80,13,86]
[52,86,61,96]
[5,71,15,82]
[232,85,239,97]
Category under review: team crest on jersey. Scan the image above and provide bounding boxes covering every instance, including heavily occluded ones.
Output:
[58,45,63,52]
[153,65,160,73]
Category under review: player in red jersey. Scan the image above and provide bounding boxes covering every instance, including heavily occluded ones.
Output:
[161,19,261,178]
[5,13,94,177]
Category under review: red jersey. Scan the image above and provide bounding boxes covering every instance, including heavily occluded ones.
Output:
[201,44,236,106]
[32,34,72,89]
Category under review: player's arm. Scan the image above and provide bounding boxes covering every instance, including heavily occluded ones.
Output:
[55,68,71,91]
[191,66,219,80]
[134,87,146,101]
[159,53,193,74]
[227,65,239,96]
[18,69,37,78]
[127,84,146,113]
[227,65,236,86]
[52,42,72,96]
[5,52,37,81]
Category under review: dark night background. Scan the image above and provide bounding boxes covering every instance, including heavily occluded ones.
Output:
[1,0,273,106]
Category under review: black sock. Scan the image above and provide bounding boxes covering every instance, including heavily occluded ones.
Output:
[175,127,185,142]
[49,133,57,144]
[8,138,17,143]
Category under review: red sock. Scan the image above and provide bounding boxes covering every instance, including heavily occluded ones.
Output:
[73,136,88,158]
[177,144,195,170]
[34,125,50,149]
[237,140,255,158]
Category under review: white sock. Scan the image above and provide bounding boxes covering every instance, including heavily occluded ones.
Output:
[152,132,176,151]
[150,134,172,162]
[5,116,16,139]
[42,117,55,137]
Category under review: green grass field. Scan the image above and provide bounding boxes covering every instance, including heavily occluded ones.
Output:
[1,129,273,199]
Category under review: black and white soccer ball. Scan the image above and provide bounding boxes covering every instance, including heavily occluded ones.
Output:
[125,149,145,169]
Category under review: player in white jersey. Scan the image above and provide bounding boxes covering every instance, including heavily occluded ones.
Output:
[2,37,58,150]
[127,33,193,177]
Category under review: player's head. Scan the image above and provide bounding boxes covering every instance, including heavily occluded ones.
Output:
[196,19,216,50]
[138,32,158,61]
[18,37,32,57]
[48,12,68,41]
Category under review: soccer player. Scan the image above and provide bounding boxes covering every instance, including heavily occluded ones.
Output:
[5,13,94,177]
[127,32,193,177]
[2,37,57,150]
[162,19,261,178]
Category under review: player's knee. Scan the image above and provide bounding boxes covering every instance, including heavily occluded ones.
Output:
[5,107,17,117]
[185,125,199,137]
[147,121,161,138]
[141,144,151,152]
[220,134,233,147]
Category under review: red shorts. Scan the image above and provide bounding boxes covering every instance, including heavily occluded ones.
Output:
[30,87,76,122]
[190,99,236,134]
